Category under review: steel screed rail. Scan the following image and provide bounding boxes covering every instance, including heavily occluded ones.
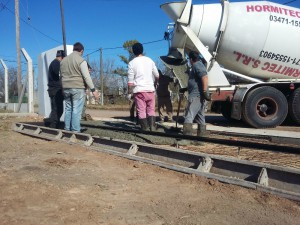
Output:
[13,122,300,202]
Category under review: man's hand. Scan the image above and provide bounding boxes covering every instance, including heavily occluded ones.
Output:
[93,90,100,102]
[173,77,178,84]
[179,87,187,93]
[154,81,158,89]
[127,94,133,101]
[173,77,179,87]
[203,91,211,101]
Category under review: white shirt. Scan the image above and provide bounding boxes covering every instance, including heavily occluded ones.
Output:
[128,56,159,93]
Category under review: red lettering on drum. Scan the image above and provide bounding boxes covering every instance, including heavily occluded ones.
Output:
[261,62,270,70]
[246,4,300,17]
[268,63,277,72]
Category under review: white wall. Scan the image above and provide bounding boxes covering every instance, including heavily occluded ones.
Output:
[38,45,73,117]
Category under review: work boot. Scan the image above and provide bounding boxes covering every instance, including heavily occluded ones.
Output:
[197,124,207,137]
[148,116,157,131]
[167,117,175,123]
[183,123,193,136]
[136,116,139,125]
[139,118,149,131]
[167,114,174,122]
[43,118,51,127]
[49,122,57,129]
[158,117,164,123]
[130,115,135,121]
[85,114,93,121]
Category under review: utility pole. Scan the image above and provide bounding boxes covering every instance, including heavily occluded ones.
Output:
[60,0,67,55]
[100,48,104,106]
[15,0,21,99]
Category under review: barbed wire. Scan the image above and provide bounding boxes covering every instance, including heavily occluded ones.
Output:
[1,59,37,66]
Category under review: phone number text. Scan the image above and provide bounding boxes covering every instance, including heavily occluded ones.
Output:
[269,15,300,27]
[259,50,300,65]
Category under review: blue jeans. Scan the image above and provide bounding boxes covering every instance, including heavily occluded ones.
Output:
[184,96,207,125]
[63,88,85,132]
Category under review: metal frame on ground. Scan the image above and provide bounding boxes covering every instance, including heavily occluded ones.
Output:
[13,122,300,202]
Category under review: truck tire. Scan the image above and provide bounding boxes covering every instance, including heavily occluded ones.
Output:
[288,87,300,125]
[242,86,288,128]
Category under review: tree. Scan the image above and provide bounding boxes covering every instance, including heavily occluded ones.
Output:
[118,40,139,65]
[113,39,139,95]
[88,58,122,98]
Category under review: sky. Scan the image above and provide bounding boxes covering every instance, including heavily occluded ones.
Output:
[1,0,300,71]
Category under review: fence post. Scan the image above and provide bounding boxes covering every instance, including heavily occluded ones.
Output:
[0,59,9,104]
[21,48,34,113]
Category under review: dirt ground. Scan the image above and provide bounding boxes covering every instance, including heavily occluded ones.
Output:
[1,112,300,225]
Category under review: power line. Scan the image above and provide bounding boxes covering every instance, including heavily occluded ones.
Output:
[283,0,298,4]
[84,39,165,57]
[2,4,61,44]
[0,0,10,13]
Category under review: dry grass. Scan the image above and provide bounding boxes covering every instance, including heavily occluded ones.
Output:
[0,109,13,113]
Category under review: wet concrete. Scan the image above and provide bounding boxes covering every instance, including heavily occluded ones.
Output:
[80,120,203,146]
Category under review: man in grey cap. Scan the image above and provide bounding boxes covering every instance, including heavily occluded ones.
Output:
[181,51,211,136]
[45,50,65,128]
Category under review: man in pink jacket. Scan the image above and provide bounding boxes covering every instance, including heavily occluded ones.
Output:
[127,43,159,131]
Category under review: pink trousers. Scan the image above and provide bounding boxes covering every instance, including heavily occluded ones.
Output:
[134,92,156,119]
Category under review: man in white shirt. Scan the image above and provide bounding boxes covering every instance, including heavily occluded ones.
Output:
[127,43,159,131]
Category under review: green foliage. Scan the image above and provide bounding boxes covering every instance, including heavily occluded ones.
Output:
[122,40,139,56]
[118,39,139,67]
[113,67,127,76]
[119,55,130,65]
[112,39,140,94]
[114,39,140,80]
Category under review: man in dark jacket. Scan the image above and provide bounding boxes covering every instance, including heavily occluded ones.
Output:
[46,50,65,128]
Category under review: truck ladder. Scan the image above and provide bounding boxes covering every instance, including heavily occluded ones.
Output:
[13,122,300,202]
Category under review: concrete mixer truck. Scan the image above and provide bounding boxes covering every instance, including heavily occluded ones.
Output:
[160,0,300,128]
